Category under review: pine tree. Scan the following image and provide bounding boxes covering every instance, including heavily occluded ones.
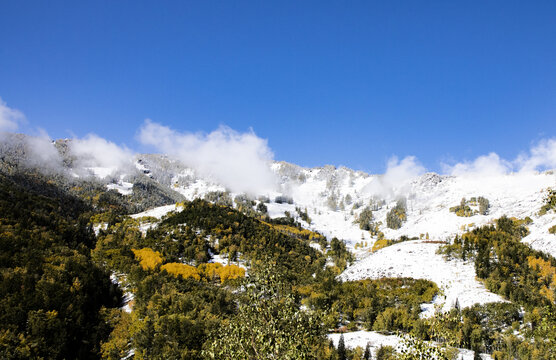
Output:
[357,206,374,230]
[363,341,371,360]
[454,297,460,312]
[338,334,346,360]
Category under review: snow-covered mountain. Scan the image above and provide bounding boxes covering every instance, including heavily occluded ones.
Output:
[123,155,556,256]
[3,134,556,357]
[118,155,556,316]
[3,135,556,316]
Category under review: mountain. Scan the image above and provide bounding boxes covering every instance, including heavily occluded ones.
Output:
[128,153,556,258]
[129,153,556,315]
[1,133,556,359]
[4,134,556,307]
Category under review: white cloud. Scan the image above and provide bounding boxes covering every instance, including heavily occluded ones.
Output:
[24,130,64,171]
[70,134,135,176]
[442,138,556,176]
[138,119,277,194]
[516,138,556,172]
[0,98,25,132]
[365,156,425,198]
[442,152,512,177]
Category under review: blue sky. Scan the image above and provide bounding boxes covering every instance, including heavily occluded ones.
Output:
[1,1,555,172]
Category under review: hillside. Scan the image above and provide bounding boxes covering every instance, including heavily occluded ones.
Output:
[1,134,556,359]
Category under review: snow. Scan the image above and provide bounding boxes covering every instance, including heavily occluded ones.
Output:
[380,172,555,247]
[265,202,296,218]
[130,204,182,219]
[93,222,108,235]
[328,330,400,353]
[522,209,556,256]
[339,240,506,313]
[173,179,226,200]
[117,158,556,316]
[86,166,117,178]
[107,180,133,195]
[307,208,373,249]
[328,331,492,360]
[209,252,248,270]
[135,161,151,176]
[110,273,134,313]
[273,168,556,257]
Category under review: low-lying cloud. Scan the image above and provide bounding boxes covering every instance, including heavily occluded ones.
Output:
[0,99,134,177]
[24,130,64,172]
[442,138,556,176]
[516,138,556,172]
[2,95,555,191]
[365,156,426,198]
[0,98,25,133]
[138,119,276,194]
[70,134,135,175]
[442,153,512,177]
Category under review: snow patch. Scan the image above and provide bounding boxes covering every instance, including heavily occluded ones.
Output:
[328,331,492,360]
[339,240,505,313]
[130,204,182,219]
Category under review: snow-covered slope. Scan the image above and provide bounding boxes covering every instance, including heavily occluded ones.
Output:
[268,162,556,256]
[339,240,505,313]
[328,331,492,360]
[84,154,556,312]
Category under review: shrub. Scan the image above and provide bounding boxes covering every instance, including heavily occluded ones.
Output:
[373,307,413,333]
[539,189,556,215]
[372,239,392,252]
[198,262,223,281]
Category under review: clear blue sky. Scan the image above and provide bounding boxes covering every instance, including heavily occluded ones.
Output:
[1,1,555,172]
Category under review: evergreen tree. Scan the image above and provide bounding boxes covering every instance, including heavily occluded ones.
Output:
[478,196,490,215]
[363,342,371,360]
[338,334,346,360]
[386,198,407,230]
[357,206,374,230]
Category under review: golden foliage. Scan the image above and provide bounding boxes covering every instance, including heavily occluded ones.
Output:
[218,265,245,283]
[527,256,556,302]
[161,263,201,281]
[132,248,163,270]
[198,262,223,281]
[372,239,391,252]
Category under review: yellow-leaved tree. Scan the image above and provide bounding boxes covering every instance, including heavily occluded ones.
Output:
[132,248,163,270]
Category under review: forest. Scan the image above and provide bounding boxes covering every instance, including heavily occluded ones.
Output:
[1,166,556,359]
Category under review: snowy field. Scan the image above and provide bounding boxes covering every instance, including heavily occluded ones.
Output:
[339,240,505,313]
[328,331,492,360]
[130,204,181,219]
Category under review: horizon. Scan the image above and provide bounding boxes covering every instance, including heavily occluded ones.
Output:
[1,1,555,174]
